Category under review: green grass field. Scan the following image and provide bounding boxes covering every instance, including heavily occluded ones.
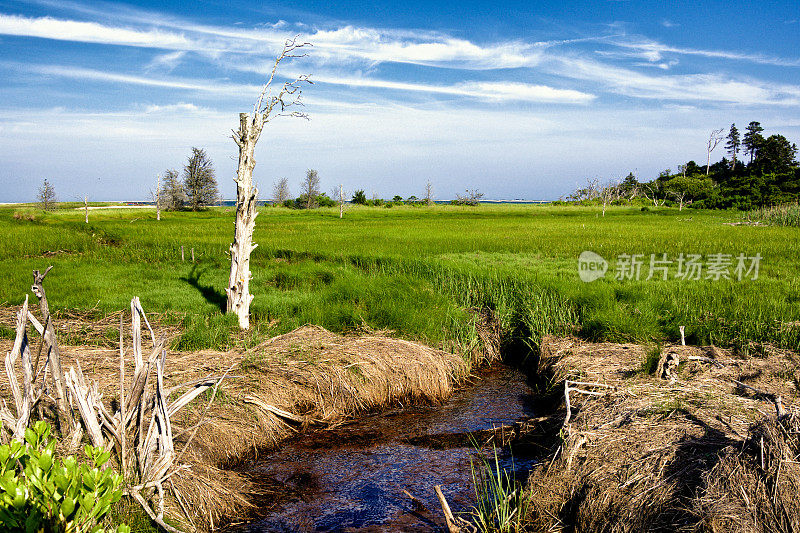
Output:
[1,203,798,358]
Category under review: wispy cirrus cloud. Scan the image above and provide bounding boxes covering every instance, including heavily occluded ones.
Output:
[548,56,800,106]
[13,62,594,104]
[610,38,800,68]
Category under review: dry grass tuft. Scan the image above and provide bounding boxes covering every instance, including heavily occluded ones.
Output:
[524,336,800,533]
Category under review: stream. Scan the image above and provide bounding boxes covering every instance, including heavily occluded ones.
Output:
[239,366,538,532]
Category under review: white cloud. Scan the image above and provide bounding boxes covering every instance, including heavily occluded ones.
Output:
[146,50,186,71]
[548,56,800,106]
[611,38,800,68]
[0,13,193,49]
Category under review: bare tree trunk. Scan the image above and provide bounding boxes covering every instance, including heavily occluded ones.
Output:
[339,183,344,219]
[84,196,89,224]
[227,113,264,330]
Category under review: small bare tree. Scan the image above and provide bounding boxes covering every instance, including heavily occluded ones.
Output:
[455,189,484,206]
[568,177,601,202]
[227,36,311,330]
[642,182,667,207]
[272,177,290,205]
[84,196,89,223]
[37,179,57,211]
[301,169,321,209]
[706,128,724,175]
[599,179,622,216]
[424,180,434,206]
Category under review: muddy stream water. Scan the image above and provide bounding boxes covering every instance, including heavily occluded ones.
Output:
[238,366,539,532]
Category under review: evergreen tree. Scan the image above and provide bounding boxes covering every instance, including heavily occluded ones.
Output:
[183,147,219,210]
[743,121,764,165]
[754,135,798,174]
[725,123,740,168]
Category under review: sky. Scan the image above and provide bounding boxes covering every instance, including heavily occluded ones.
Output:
[0,0,799,202]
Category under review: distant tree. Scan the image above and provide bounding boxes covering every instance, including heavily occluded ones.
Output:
[300,169,321,209]
[405,195,418,204]
[162,169,185,211]
[568,177,601,201]
[424,180,434,205]
[665,176,714,211]
[725,123,740,168]
[272,177,290,205]
[641,181,666,206]
[37,179,57,211]
[392,195,403,203]
[455,189,484,206]
[619,172,639,199]
[183,147,219,210]
[351,189,367,205]
[743,121,765,165]
[598,179,622,216]
[755,134,798,174]
[706,128,725,175]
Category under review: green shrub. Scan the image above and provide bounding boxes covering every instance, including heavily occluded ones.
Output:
[0,421,128,533]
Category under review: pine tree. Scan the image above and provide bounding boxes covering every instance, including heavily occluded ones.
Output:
[725,123,740,168]
[183,147,219,211]
[743,121,764,165]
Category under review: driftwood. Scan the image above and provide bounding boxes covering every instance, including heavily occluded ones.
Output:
[435,484,462,533]
[3,268,231,532]
[31,267,75,434]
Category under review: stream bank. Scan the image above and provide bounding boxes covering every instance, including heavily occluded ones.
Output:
[238,366,539,532]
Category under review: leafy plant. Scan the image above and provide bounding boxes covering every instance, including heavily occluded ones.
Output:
[0,421,128,533]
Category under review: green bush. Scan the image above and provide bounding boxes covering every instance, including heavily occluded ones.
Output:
[0,421,128,533]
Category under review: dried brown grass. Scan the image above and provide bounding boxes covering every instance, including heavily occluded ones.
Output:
[0,323,475,530]
[524,336,800,533]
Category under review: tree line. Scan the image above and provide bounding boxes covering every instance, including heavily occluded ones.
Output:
[566,121,799,211]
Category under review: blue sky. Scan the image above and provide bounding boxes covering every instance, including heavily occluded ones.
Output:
[1,0,799,202]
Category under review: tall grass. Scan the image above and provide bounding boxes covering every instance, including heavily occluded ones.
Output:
[469,444,528,533]
[746,203,800,227]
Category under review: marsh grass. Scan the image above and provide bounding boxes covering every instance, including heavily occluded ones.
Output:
[469,443,528,533]
[0,204,797,355]
[746,203,800,227]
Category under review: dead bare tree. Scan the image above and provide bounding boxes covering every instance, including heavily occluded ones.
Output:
[424,180,434,206]
[227,36,311,330]
[455,189,484,206]
[300,169,321,209]
[706,128,724,175]
[272,177,290,206]
[568,177,601,202]
[84,196,89,223]
[599,179,622,217]
[641,182,666,207]
[668,189,692,211]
